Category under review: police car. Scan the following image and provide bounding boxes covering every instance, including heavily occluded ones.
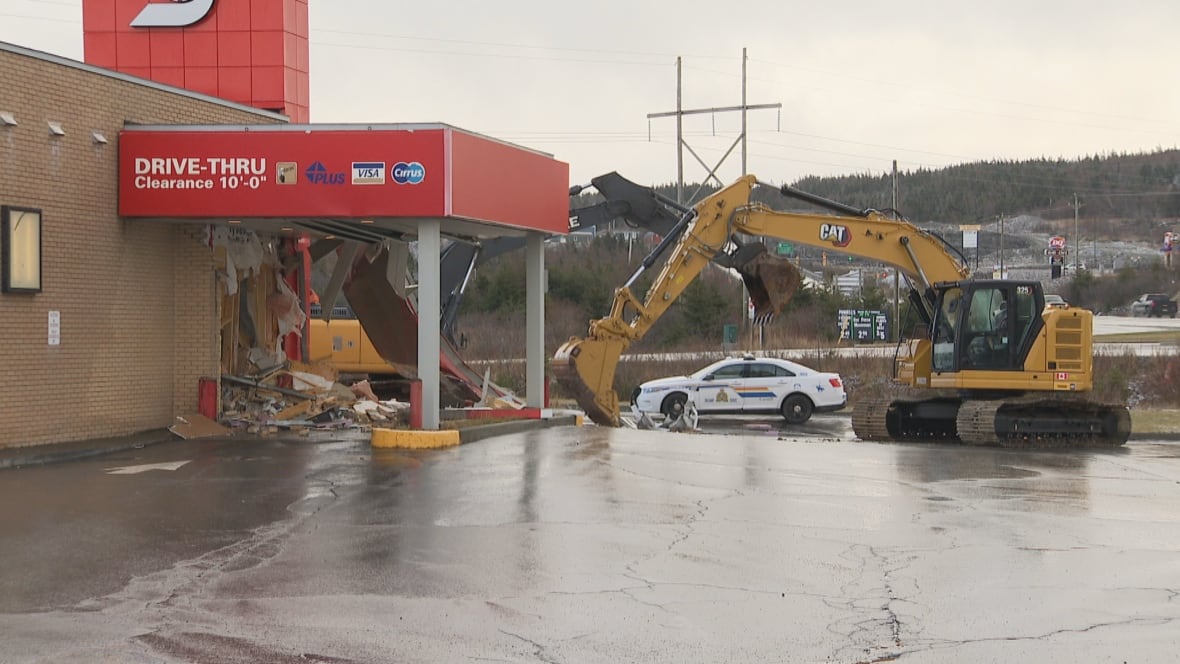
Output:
[631,355,847,424]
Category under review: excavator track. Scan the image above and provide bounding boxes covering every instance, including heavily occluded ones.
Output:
[972,396,1131,449]
[853,394,1130,448]
[850,396,896,441]
[851,394,961,443]
[955,400,1003,446]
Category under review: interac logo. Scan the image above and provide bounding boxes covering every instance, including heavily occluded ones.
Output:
[131,0,217,29]
[276,162,298,185]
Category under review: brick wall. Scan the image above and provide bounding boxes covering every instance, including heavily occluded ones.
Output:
[0,46,282,448]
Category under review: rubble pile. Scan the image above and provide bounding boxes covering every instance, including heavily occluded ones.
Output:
[219,359,409,434]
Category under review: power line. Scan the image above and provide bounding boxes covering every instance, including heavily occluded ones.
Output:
[311,40,667,67]
[313,27,697,61]
[12,0,78,7]
[0,11,79,24]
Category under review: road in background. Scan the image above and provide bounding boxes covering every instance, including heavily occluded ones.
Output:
[1093,314,1180,336]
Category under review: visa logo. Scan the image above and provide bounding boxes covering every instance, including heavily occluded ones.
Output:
[351,161,386,185]
[306,161,345,185]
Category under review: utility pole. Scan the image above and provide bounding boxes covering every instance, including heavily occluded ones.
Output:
[1073,193,1080,271]
[741,49,748,175]
[676,57,683,204]
[999,214,1006,277]
[648,50,782,204]
[648,50,783,350]
[892,160,900,341]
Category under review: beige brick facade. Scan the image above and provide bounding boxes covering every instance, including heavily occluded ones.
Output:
[0,44,282,448]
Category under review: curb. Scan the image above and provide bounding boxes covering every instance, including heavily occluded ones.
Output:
[372,428,461,449]
[1130,431,1180,441]
[0,417,584,469]
[371,415,581,449]
[457,415,580,445]
[0,429,174,470]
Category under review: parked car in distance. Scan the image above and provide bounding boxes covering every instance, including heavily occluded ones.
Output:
[631,355,847,424]
[1129,293,1178,318]
[1043,294,1068,308]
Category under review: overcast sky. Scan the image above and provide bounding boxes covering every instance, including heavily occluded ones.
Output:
[3,0,1179,188]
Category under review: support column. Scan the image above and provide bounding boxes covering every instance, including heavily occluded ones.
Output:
[526,232,546,408]
[417,219,442,429]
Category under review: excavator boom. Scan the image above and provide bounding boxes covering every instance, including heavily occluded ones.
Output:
[555,174,958,426]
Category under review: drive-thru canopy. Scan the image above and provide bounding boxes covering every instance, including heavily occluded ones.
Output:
[119,123,569,429]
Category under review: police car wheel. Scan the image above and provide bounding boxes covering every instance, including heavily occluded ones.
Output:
[781,394,813,424]
[661,393,688,418]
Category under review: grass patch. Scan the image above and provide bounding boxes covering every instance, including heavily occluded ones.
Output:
[1095,330,1180,344]
[1129,409,1180,434]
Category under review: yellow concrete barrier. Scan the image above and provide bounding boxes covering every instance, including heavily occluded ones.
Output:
[371,428,461,449]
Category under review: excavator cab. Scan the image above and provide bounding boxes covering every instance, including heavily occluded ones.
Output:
[930,280,1044,373]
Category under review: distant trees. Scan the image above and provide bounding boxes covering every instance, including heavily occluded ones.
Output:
[461,149,1180,357]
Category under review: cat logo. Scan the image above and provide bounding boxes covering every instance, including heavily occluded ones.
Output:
[819,223,851,248]
[131,0,216,28]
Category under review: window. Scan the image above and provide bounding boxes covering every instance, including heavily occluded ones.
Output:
[932,287,962,372]
[747,363,779,378]
[2,206,41,293]
[775,365,796,377]
[708,364,745,380]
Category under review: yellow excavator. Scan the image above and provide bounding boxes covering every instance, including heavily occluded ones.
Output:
[553,173,1131,447]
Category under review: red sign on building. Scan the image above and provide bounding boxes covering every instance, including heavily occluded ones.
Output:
[119,126,571,234]
[83,0,310,122]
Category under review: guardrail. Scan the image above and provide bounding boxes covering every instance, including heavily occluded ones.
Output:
[470,341,1177,367]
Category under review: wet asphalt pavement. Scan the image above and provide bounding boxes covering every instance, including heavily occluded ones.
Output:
[2,417,1179,663]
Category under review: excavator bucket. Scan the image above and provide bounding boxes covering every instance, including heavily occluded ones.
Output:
[552,335,628,427]
[732,246,804,321]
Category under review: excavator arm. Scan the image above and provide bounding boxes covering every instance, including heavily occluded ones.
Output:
[553,174,970,426]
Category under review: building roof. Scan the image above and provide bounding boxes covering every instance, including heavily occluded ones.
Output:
[0,40,286,121]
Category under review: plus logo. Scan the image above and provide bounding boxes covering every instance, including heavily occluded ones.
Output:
[131,0,216,29]
[305,162,346,185]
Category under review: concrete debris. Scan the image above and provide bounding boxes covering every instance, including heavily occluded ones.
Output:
[349,380,379,402]
[628,402,701,433]
[219,374,409,435]
[289,370,335,393]
[633,409,659,430]
[665,400,700,433]
[170,414,231,440]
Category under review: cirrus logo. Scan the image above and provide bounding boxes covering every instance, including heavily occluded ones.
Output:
[391,162,426,185]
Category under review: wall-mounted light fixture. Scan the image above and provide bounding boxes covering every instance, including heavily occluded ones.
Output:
[0,112,16,126]
[47,121,65,137]
[91,130,108,144]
